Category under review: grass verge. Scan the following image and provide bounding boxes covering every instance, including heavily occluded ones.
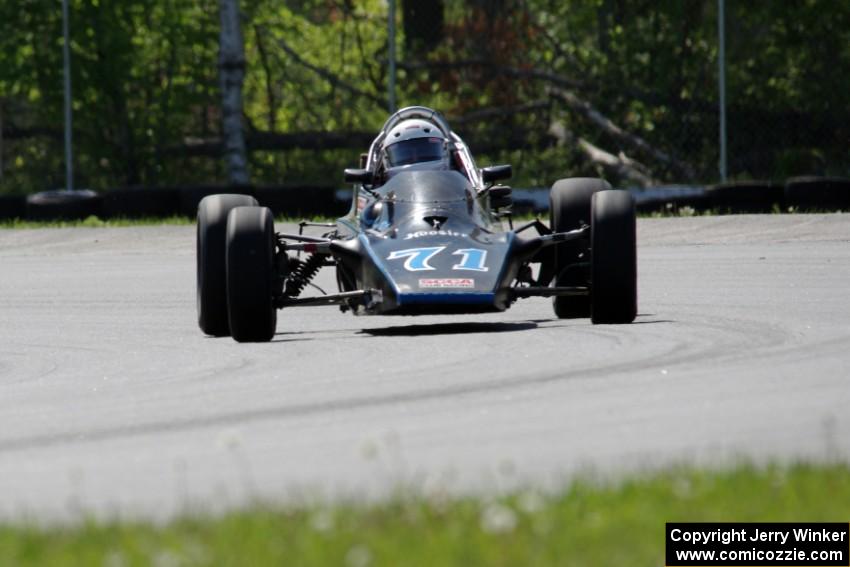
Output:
[1,208,843,229]
[0,215,194,229]
[0,462,847,566]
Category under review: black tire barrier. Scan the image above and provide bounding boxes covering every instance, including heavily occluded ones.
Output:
[16,177,847,222]
[102,187,181,219]
[635,194,711,215]
[707,181,783,213]
[255,185,345,218]
[785,176,850,211]
[26,190,103,220]
[178,185,255,217]
[18,183,850,220]
[0,194,27,220]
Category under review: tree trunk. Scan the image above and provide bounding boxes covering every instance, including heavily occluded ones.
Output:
[218,0,249,185]
[0,103,3,181]
[402,0,443,56]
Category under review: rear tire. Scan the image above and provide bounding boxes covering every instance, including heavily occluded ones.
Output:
[590,190,637,324]
[549,178,611,318]
[226,206,278,342]
[197,194,258,336]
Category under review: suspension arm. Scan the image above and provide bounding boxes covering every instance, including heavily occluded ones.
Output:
[510,286,589,299]
[276,289,382,309]
[280,240,334,253]
[536,225,589,246]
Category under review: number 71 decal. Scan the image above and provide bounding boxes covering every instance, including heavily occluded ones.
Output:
[386,247,489,272]
[452,248,489,271]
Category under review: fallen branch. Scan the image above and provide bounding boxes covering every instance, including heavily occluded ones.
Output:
[549,121,658,187]
[549,87,695,181]
[399,59,695,180]
[577,138,657,187]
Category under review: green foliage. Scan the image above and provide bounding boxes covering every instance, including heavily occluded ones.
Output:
[1,1,848,193]
[0,462,847,566]
[0,0,223,190]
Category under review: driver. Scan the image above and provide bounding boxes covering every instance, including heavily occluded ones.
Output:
[380,119,450,180]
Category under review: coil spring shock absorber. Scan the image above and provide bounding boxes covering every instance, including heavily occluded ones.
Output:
[284,253,325,298]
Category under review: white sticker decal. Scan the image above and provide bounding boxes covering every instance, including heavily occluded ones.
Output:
[419,278,475,288]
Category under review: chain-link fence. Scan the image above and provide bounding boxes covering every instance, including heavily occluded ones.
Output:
[384,0,850,188]
[1,0,848,194]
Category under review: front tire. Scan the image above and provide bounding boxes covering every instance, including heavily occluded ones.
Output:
[197,193,258,336]
[590,190,637,324]
[225,206,278,342]
[549,178,611,318]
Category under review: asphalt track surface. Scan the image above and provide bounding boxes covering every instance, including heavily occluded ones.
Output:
[1,214,848,521]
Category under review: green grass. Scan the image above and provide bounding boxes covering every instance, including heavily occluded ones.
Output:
[0,462,847,566]
[0,215,195,229]
[1,206,844,229]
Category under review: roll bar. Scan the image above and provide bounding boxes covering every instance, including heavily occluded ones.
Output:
[379,106,453,138]
[366,106,453,170]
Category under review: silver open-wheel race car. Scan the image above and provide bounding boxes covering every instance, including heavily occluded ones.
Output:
[196,106,637,342]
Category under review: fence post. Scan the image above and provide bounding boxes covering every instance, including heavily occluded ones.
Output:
[388,0,397,113]
[62,0,74,191]
[718,0,727,182]
[218,0,250,186]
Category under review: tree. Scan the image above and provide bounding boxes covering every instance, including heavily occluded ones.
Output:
[2,1,849,193]
[218,0,249,185]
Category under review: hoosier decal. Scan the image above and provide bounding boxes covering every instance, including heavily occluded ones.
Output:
[418,278,475,288]
[403,230,468,240]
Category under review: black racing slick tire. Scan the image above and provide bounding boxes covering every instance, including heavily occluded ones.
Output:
[225,206,277,343]
[590,190,637,324]
[549,177,612,318]
[197,193,258,336]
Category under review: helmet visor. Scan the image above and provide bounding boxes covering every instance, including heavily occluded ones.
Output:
[385,138,445,167]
